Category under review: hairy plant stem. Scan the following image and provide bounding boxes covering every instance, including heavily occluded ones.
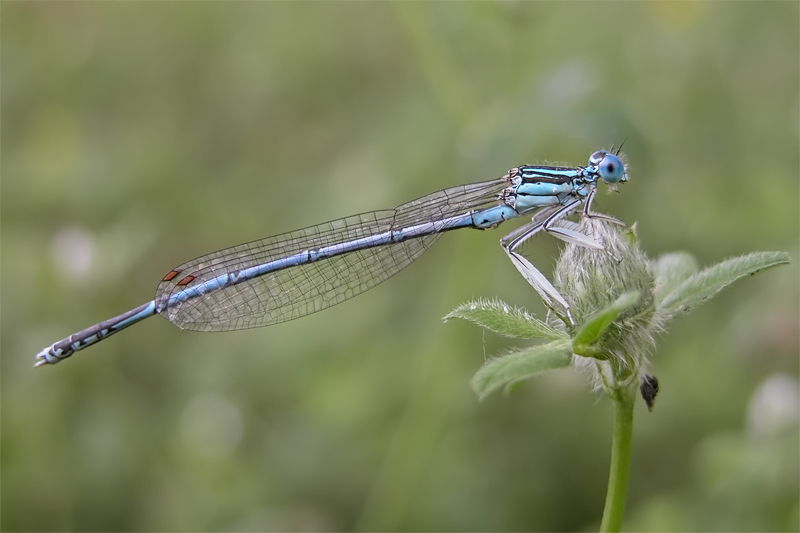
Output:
[599,384,635,533]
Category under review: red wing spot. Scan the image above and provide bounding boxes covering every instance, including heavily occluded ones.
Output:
[162,269,182,282]
[177,274,197,286]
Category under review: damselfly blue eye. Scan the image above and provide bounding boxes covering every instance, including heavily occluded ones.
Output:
[598,154,626,184]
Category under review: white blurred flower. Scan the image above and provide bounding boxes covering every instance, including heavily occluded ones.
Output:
[746,373,799,441]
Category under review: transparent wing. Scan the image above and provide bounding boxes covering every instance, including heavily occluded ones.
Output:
[156,178,507,331]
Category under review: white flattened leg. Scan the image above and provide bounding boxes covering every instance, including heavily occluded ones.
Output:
[543,193,625,262]
[582,188,628,227]
[503,245,576,326]
[542,219,606,250]
[544,219,622,262]
[500,194,628,326]
[501,205,581,326]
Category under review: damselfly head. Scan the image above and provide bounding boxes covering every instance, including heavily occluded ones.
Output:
[589,150,628,185]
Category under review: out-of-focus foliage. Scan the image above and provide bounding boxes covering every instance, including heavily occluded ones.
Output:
[2,3,797,531]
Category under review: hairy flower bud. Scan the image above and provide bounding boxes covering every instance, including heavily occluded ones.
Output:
[553,218,657,392]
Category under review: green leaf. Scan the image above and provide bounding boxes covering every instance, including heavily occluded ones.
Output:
[471,341,573,399]
[652,252,698,304]
[445,299,567,340]
[623,221,640,246]
[572,292,641,351]
[659,251,790,319]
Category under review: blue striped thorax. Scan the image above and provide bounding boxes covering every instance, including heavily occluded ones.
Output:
[506,165,579,213]
[504,151,627,214]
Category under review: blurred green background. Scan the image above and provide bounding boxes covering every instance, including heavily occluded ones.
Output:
[2,2,798,531]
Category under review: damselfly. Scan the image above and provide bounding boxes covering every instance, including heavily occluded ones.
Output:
[36,150,628,366]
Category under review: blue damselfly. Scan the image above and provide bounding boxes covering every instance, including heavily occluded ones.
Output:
[36,150,627,366]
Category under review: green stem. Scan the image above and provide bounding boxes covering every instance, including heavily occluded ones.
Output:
[599,386,635,532]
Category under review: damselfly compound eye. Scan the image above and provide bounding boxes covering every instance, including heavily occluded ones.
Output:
[598,153,627,184]
[589,150,608,166]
